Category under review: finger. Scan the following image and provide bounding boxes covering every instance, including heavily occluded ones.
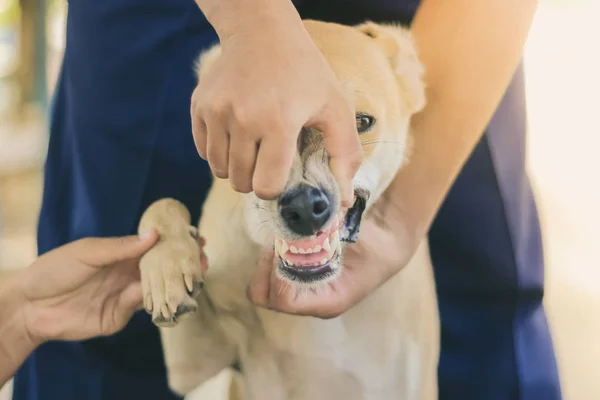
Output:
[206,116,230,179]
[249,250,352,318]
[228,131,259,193]
[252,134,297,200]
[266,275,354,319]
[247,249,276,308]
[197,236,209,276]
[74,231,159,268]
[200,251,209,276]
[191,93,208,160]
[312,97,362,206]
[114,281,143,329]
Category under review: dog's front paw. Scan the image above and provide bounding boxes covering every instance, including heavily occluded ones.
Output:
[140,227,205,327]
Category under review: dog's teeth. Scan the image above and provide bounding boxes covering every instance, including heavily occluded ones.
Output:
[313,245,322,253]
[333,231,342,255]
[298,248,307,254]
[326,234,337,258]
[280,240,289,255]
[290,245,299,254]
[321,258,328,265]
[323,238,331,253]
[305,248,313,254]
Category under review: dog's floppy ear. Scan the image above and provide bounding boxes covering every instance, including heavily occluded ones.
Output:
[357,22,426,114]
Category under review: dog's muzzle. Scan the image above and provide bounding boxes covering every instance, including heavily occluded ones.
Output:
[274,188,370,283]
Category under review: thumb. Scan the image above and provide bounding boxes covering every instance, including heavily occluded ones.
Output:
[313,98,362,207]
[74,230,159,268]
[247,249,276,309]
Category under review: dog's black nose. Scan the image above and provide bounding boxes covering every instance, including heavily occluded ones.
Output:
[279,185,332,236]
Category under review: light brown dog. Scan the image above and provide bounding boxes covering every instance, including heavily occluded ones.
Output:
[137,20,439,400]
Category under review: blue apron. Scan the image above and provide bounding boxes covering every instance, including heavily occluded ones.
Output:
[13,1,561,399]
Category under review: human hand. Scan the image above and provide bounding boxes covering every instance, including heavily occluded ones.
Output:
[246,193,419,318]
[13,231,159,344]
[191,2,362,205]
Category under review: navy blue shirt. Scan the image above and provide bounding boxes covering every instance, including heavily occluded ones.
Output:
[14,1,561,399]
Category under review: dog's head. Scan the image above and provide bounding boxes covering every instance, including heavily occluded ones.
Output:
[197,21,425,286]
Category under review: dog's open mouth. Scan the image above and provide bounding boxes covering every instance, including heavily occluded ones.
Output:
[275,190,369,283]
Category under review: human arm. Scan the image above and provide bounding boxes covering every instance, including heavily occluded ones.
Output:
[0,271,37,388]
[0,232,158,387]
[191,0,362,205]
[247,0,539,316]
[385,0,539,242]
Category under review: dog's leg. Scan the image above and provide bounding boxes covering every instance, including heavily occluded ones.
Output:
[159,294,238,396]
[138,198,205,326]
[138,198,239,396]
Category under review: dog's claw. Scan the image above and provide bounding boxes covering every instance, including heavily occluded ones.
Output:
[153,314,177,327]
[185,278,204,297]
[185,275,194,293]
[151,295,199,327]
[175,302,198,319]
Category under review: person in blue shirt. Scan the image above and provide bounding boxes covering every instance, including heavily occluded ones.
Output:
[13,0,562,399]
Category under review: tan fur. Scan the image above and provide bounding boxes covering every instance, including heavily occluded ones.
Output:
[138,20,440,400]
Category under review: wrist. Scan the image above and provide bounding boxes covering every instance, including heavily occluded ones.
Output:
[198,0,303,42]
[0,272,40,369]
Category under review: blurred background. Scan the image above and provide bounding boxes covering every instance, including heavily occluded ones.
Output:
[0,0,599,399]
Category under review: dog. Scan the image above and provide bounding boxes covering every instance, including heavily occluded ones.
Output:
[137,20,440,400]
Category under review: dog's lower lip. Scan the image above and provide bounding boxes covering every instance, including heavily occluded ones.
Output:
[281,261,332,273]
[278,256,337,281]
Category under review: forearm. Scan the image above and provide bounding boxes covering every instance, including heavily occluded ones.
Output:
[195,0,303,40]
[388,0,539,239]
[0,272,38,387]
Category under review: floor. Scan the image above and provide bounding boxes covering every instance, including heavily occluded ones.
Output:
[1,1,599,399]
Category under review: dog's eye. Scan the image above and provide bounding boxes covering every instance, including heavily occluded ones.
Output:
[356,114,376,134]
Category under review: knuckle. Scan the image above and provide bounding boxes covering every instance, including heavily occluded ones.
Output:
[205,95,231,118]
[232,103,261,131]
[190,88,201,111]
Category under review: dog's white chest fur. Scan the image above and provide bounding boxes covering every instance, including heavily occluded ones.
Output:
[199,230,439,400]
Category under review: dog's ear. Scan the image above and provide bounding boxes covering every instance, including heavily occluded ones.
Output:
[194,44,222,82]
[356,22,426,114]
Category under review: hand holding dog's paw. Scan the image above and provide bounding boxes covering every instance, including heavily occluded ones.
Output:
[140,232,208,327]
[16,232,158,343]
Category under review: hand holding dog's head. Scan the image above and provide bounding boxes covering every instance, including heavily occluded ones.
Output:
[239,21,426,291]
[196,21,426,307]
